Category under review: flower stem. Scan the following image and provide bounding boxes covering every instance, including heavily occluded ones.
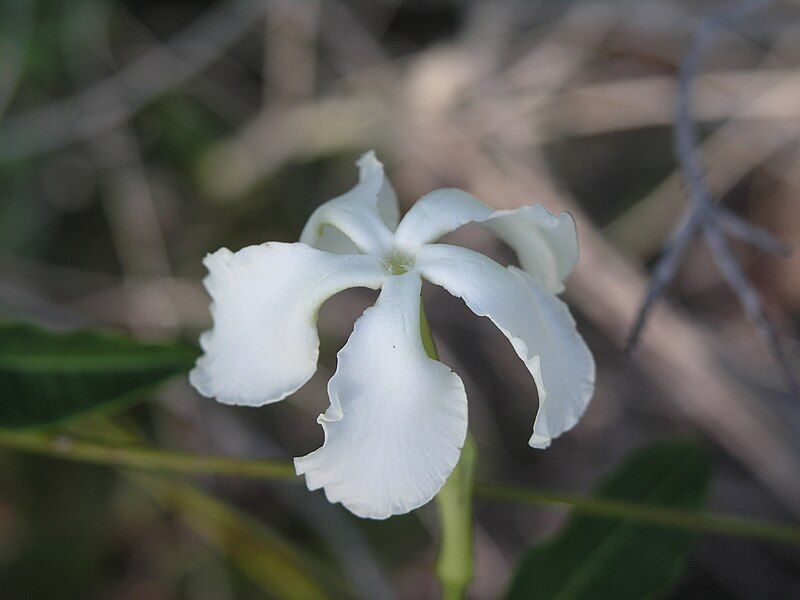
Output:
[420,303,476,600]
[435,435,476,600]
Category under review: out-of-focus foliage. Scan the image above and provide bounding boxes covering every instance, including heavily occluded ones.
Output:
[505,442,710,600]
[0,321,196,427]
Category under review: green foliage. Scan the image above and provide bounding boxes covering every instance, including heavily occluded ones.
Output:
[504,441,710,600]
[0,322,197,428]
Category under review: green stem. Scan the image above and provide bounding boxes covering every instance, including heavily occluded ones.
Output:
[435,436,476,600]
[1,427,800,546]
[474,482,800,546]
[420,303,476,600]
[0,428,296,480]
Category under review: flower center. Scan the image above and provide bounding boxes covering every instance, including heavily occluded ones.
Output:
[382,249,415,275]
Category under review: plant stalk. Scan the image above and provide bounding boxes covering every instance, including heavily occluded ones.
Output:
[435,435,476,600]
[420,303,476,600]
[0,428,296,480]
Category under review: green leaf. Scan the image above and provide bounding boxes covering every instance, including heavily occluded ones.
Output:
[0,322,197,428]
[504,441,710,600]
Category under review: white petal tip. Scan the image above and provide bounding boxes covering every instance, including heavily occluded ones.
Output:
[356,150,382,172]
[188,366,212,398]
[528,433,552,449]
[202,247,233,268]
[357,149,377,161]
[189,360,299,407]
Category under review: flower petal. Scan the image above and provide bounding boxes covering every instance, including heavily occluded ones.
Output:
[416,244,595,449]
[189,242,384,406]
[295,272,468,519]
[300,151,399,255]
[394,188,577,292]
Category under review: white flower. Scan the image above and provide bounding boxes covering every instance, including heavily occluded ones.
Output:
[190,151,595,519]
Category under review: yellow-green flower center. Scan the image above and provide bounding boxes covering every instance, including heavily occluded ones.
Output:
[382,250,415,275]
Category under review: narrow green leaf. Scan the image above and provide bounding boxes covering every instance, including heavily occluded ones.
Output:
[504,441,710,600]
[0,322,197,428]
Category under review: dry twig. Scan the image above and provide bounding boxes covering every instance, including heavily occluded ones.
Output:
[626,0,799,399]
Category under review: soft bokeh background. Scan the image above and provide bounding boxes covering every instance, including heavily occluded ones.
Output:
[1,0,800,598]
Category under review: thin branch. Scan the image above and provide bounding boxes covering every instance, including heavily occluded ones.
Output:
[703,223,800,398]
[627,0,798,398]
[716,208,792,256]
[626,211,702,349]
[1,428,799,547]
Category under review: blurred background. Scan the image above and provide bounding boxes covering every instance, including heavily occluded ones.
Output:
[1,0,799,598]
